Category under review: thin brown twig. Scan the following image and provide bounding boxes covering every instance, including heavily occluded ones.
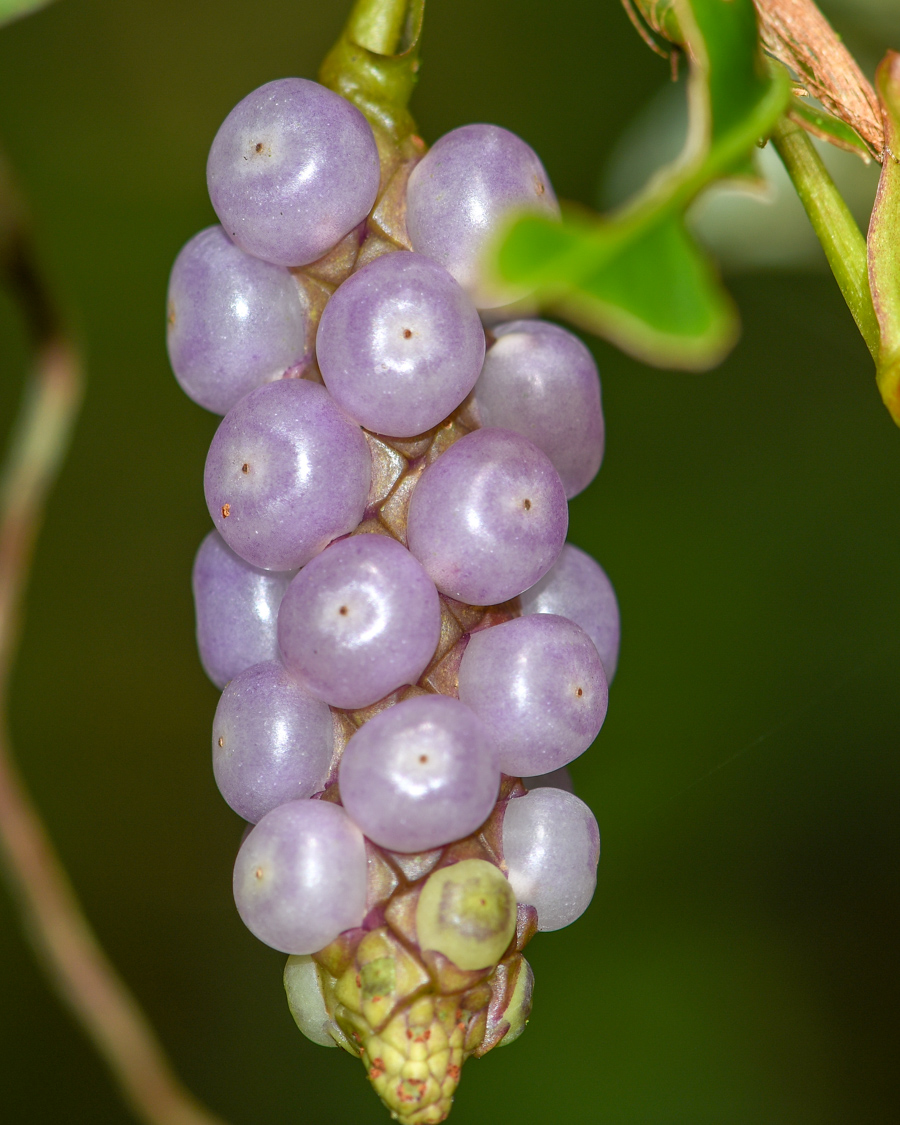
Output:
[0,156,230,1125]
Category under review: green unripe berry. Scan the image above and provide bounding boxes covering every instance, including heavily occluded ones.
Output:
[416,859,517,971]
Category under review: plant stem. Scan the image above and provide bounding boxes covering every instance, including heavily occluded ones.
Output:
[0,157,229,1125]
[345,0,416,55]
[319,0,424,143]
[869,51,900,426]
[770,115,880,360]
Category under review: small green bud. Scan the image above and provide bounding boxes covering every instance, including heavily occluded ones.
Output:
[283,954,337,1048]
[496,957,533,1049]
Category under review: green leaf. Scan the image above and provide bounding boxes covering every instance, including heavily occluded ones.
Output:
[681,0,769,146]
[558,213,737,369]
[0,0,56,29]
[490,0,789,370]
[868,51,900,427]
[789,97,874,164]
[495,206,736,368]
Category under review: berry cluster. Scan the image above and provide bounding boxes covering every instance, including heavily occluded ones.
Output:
[168,74,619,1123]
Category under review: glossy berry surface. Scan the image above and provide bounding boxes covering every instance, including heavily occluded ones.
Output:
[338,695,500,853]
[169,50,616,1122]
[458,613,608,775]
[520,542,621,681]
[316,251,485,437]
[192,530,294,689]
[502,787,600,931]
[474,319,604,498]
[407,427,568,605]
[406,123,560,308]
[204,378,371,571]
[233,799,367,954]
[212,661,333,823]
[207,77,380,267]
[166,225,312,414]
[277,533,441,709]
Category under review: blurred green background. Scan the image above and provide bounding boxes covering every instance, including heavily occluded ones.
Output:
[0,1,897,1122]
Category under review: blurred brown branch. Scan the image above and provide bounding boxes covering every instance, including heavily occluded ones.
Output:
[754,0,884,158]
[0,152,230,1125]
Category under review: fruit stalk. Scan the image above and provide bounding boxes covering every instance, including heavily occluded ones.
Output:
[319,0,425,144]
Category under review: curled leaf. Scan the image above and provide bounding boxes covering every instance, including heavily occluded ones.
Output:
[788,95,875,163]
[556,211,738,369]
[628,0,884,160]
[868,52,900,426]
[492,0,788,370]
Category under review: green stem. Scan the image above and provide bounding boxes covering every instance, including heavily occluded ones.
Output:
[346,0,416,55]
[319,0,424,144]
[771,116,880,361]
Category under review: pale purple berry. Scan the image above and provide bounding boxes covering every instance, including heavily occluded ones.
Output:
[502,788,600,931]
[192,531,294,689]
[166,226,312,414]
[520,543,620,681]
[207,78,380,267]
[458,614,608,776]
[406,123,560,308]
[474,320,604,498]
[277,534,441,710]
[204,379,371,572]
[406,428,568,605]
[233,799,367,954]
[316,252,486,437]
[339,695,500,853]
[212,661,333,823]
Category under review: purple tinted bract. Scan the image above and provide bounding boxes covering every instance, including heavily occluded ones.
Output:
[207,78,380,267]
